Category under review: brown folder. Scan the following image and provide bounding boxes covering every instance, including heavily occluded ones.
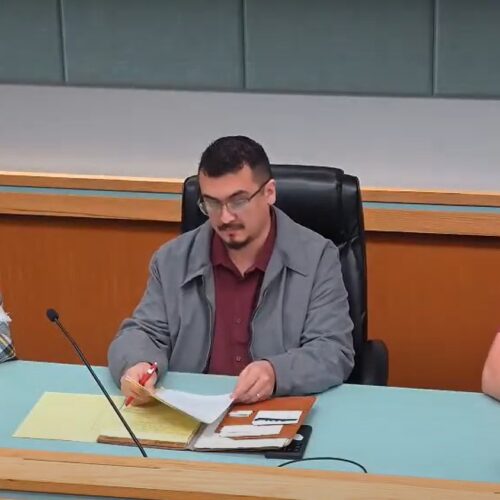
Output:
[216,396,316,440]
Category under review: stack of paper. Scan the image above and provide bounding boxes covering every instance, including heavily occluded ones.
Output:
[192,414,290,450]
[100,401,201,447]
[14,392,201,448]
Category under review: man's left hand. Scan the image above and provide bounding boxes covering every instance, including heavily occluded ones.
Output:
[231,360,276,403]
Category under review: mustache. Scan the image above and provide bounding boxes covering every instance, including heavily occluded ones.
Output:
[218,223,245,231]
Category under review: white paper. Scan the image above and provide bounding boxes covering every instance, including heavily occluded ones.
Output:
[220,424,283,438]
[252,410,302,425]
[229,410,253,418]
[153,388,233,424]
[193,415,289,450]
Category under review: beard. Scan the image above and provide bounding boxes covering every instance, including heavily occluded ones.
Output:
[217,222,250,250]
[225,238,251,250]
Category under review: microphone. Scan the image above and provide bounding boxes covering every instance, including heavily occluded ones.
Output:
[46,308,147,458]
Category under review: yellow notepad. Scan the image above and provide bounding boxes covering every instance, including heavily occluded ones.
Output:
[99,400,200,448]
[14,392,200,447]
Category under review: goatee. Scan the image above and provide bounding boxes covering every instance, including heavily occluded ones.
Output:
[225,238,250,250]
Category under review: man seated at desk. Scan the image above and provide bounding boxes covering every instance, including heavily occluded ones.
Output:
[108,136,354,404]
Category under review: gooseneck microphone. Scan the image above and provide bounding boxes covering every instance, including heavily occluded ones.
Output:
[46,308,147,458]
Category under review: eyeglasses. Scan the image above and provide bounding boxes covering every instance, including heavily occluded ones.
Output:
[198,178,272,216]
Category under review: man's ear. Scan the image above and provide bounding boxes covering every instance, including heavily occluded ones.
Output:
[266,179,277,205]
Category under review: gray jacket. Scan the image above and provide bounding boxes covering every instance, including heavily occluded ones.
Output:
[108,208,354,395]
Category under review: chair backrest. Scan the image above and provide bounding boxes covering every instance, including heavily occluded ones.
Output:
[181,165,368,377]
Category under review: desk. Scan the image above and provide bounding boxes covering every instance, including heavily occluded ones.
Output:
[1,360,499,499]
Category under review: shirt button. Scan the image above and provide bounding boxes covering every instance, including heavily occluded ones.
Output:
[235,317,241,324]
[235,356,242,362]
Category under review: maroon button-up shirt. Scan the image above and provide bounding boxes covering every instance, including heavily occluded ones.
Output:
[207,213,277,376]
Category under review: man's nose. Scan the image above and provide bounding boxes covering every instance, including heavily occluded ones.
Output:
[219,205,236,224]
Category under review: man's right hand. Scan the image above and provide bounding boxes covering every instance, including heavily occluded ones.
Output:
[120,362,158,406]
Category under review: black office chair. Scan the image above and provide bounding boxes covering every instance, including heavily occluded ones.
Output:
[181,165,388,385]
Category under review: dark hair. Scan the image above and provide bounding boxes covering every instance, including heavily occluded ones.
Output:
[198,136,272,181]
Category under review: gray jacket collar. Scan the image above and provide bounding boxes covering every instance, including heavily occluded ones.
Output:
[182,207,308,286]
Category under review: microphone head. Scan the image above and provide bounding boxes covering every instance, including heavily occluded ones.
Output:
[46,308,59,322]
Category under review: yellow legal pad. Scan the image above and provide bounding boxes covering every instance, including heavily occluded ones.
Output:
[14,392,201,447]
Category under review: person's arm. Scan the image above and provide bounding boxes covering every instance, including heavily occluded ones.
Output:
[266,242,355,396]
[482,332,500,400]
[108,252,171,387]
[0,293,15,363]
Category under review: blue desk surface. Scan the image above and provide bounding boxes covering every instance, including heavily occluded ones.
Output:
[1,360,499,493]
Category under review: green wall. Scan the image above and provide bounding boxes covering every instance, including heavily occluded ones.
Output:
[0,0,499,97]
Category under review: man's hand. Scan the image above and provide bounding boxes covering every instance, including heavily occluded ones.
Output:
[120,362,158,406]
[231,360,276,404]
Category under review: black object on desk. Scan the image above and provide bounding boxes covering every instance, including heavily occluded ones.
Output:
[264,425,312,460]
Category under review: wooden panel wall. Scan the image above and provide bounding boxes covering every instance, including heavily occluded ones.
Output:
[1,214,499,391]
[367,233,500,391]
[0,214,177,367]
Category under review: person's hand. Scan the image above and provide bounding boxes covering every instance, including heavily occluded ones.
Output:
[120,362,158,406]
[231,360,276,404]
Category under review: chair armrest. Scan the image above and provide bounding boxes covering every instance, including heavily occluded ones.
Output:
[348,339,389,386]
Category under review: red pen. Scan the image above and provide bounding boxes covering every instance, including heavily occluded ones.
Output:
[124,362,158,407]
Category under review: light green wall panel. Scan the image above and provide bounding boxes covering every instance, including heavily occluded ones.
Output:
[244,0,434,95]
[62,0,244,89]
[2,0,500,98]
[435,0,500,96]
[0,0,63,83]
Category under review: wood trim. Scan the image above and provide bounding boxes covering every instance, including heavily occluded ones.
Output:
[0,192,181,222]
[0,171,184,194]
[2,171,500,208]
[1,173,500,236]
[0,448,498,499]
[364,208,500,237]
[1,193,500,236]
[362,187,500,208]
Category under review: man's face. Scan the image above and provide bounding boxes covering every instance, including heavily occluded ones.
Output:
[198,165,276,250]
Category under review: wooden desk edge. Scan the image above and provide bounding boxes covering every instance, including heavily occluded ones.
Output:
[0,448,499,499]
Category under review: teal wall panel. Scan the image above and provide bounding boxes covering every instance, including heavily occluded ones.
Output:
[0,0,63,83]
[244,0,434,95]
[435,0,500,96]
[62,0,243,89]
[1,0,500,98]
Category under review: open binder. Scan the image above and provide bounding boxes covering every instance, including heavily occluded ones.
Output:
[98,392,316,451]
